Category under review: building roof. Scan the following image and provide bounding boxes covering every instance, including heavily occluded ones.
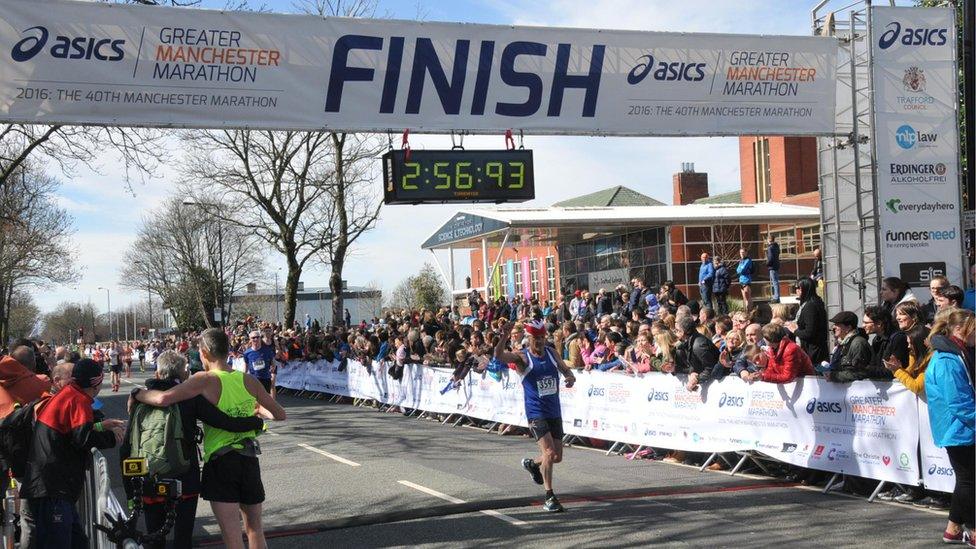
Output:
[693,190,742,204]
[423,202,820,249]
[552,185,664,208]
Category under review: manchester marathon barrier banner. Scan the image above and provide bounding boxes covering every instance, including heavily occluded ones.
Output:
[917,397,956,493]
[270,358,933,487]
[0,0,837,135]
[871,6,964,299]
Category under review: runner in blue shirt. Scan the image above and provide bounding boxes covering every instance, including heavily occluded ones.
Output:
[242,330,276,393]
[495,318,576,512]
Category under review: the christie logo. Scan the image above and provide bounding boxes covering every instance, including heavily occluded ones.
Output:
[885,198,955,215]
[878,21,948,50]
[928,464,955,477]
[717,393,744,408]
[646,389,670,402]
[587,387,605,397]
[895,124,937,149]
[805,397,842,414]
[11,25,125,63]
[627,53,706,84]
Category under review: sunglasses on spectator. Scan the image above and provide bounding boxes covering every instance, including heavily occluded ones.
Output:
[930,286,946,294]
[250,336,260,340]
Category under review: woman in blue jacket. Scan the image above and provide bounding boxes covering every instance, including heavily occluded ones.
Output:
[924,308,975,544]
[735,248,754,312]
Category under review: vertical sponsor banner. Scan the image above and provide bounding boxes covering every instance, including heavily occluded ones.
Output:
[505,260,516,299]
[917,397,956,493]
[872,6,963,299]
[521,257,531,300]
[492,267,501,300]
[539,259,549,303]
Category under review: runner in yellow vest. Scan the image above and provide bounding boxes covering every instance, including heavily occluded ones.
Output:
[132,328,286,549]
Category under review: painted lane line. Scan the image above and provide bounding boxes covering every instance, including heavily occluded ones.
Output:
[397,480,527,526]
[296,442,361,467]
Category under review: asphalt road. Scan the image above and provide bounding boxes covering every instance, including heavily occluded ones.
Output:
[96,371,950,548]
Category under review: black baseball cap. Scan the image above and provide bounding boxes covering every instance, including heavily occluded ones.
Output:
[71,359,104,389]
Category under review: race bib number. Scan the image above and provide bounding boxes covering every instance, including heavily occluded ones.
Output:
[536,376,557,397]
[253,359,266,371]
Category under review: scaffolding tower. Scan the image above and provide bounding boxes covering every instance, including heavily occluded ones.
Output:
[812,0,891,318]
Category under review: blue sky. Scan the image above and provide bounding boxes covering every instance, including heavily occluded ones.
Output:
[38,0,908,315]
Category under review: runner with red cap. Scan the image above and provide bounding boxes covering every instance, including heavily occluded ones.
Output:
[494,317,576,512]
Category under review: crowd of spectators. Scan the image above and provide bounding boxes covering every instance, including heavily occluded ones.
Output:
[1,263,973,546]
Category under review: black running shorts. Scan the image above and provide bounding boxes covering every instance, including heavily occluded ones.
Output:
[529,417,564,441]
[257,377,272,394]
[201,451,265,505]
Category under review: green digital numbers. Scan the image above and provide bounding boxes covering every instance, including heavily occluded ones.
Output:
[433,162,450,189]
[455,162,473,189]
[486,162,503,187]
[509,161,524,189]
[401,162,420,190]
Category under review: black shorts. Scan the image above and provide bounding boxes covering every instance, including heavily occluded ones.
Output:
[257,377,272,393]
[110,363,122,374]
[201,451,265,504]
[529,418,564,441]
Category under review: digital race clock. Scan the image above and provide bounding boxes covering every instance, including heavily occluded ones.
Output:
[382,149,535,205]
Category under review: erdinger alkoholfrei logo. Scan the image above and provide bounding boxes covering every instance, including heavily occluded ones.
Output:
[878,21,948,50]
[11,25,125,63]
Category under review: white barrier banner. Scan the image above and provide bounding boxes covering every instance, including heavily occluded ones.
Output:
[871,6,964,298]
[278,359,923,484]
[0,0,837,136]
[918,397,955,493]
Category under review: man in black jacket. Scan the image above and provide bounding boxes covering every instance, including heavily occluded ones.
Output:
[22,359,124,549]
[674,316,720,391]
[123,351,264,549]
[825,312,873,382]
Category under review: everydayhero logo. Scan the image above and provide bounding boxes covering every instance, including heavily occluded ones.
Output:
[11,25,125,63]
[324,36,606,118]
[885,198,955,215]
[878,21,948,50]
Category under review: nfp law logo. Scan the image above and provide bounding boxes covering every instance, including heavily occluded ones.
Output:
[878,21,948,50]
[11,25,125,63]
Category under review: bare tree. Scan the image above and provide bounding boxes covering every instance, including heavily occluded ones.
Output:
[119,197,265,329]
[0,165,78,342]
[178,130,338,328]
[299,0,386,327]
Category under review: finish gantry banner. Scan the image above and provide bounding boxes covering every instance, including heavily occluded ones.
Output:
[871,6,964,297]
[0,0,838,135]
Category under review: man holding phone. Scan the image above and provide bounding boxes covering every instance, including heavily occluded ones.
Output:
[495,318,575,513]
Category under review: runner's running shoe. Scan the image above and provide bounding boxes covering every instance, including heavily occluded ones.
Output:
[542,496,565,513]
[521,458,543,485]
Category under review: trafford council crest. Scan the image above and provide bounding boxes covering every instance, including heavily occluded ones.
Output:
[902,66,926,93]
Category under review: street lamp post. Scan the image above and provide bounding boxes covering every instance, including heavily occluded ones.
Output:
[97,287,111,340]
[134,260,153,337]
[274,270,281,325]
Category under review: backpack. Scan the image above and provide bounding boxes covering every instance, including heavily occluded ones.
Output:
[127,403,192,478]
[0,397,46,478]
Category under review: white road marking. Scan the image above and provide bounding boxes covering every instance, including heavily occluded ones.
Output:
[296,442,361,467]
[397,480,527,527]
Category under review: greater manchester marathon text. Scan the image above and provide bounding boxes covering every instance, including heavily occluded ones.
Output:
[152,26,281,84]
